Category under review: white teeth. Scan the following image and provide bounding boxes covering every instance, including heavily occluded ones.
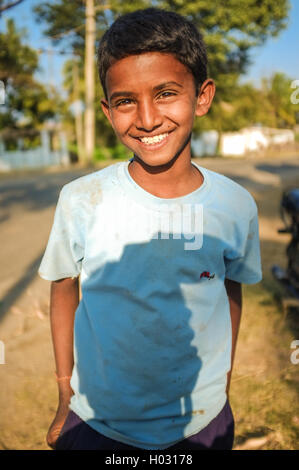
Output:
[140,133,168,144]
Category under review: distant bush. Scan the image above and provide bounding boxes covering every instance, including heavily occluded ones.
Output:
[93,143,131,161]
[93,146,110,161]
[67,143,79,163]
[67,143,132,162]
[110,143,131,160]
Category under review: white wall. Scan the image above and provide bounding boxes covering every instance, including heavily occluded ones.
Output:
[219,127,295,157]
[0,130,70,171]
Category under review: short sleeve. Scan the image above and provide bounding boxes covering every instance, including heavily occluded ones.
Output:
[38,185,84,281]
[224,201,263,284]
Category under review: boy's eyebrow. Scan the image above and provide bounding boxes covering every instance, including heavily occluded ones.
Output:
[109,91,134,101]
[154,81,183,91]
[109,81,183,101]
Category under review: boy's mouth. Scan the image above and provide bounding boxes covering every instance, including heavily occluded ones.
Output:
[132,130,175,149]
[138,132,169,145]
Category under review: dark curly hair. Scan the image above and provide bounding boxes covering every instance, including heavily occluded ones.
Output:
[97,7,208,100]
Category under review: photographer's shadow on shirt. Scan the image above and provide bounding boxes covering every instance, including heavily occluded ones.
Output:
[55,232,260,451]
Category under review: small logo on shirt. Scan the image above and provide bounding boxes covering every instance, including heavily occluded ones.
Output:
[200,271,215,280]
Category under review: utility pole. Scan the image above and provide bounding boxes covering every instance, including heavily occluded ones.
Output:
[47,48,55,97]
[84,0,96,164]
[72,60,84,163]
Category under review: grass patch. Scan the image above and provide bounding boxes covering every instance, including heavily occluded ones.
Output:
[231,281,299,450]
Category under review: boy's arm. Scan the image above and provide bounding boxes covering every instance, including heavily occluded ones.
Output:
[50,276,79,397]
[47,276,79,448]
[224,278,242,398]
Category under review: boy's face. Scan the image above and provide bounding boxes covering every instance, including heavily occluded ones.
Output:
[101,52,215,167]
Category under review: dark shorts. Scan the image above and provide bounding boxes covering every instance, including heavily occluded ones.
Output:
[55,399,234,451]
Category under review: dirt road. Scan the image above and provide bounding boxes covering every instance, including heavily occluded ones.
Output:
[0,155,298,450]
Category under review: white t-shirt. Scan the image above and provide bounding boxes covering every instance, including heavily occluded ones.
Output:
[39,160,262,450]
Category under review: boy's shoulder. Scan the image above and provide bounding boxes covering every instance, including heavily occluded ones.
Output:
[60,161,123,203]
[200,164,258,215]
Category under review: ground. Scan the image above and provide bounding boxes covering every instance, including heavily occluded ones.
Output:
[0,153,298,450]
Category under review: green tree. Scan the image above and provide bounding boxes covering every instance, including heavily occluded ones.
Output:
[35,0,290,95]
[0,18,37,87]
[0,19,60,137]
[62,56,124,156]
[262,72,299,128]
[198,73,299,134]
[34,0,290,147]
[198,82,277,133]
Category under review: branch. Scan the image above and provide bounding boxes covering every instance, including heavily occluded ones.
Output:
[48,4,110,40]
[49,23,85,40]
[0,0,25,14]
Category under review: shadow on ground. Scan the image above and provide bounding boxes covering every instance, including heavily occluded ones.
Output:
[233,426,275,447]
[256,162,299,176]
[0,252,44,323]
[0,169,90,223]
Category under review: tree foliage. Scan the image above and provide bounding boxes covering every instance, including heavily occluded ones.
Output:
[62,56,119,150]
[34,0,290,92]
[0,18,37,86]
[33,0,291,148]
[262,72,299,128]
[0,19,60,134]
[198,73,299,133]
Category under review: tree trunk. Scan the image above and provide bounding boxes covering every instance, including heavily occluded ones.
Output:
[73,61,84,163]
[84,0,95,164]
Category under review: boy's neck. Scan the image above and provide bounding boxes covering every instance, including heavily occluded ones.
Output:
[128,152,204,199]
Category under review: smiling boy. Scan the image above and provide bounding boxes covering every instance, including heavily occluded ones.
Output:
[39,8,262,450]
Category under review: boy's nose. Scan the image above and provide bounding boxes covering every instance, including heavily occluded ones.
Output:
[135,98,163,132]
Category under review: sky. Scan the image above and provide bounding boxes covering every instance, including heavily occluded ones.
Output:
[1,0,299,91]
[243,0,299,84]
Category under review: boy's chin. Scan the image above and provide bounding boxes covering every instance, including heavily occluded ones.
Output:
[132,153,179,169]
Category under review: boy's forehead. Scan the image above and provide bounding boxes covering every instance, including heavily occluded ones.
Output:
[105,52,193,97]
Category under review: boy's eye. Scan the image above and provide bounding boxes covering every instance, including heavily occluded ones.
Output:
[112,91,176,108]
[158,91,176,99]
[114,98,134,107]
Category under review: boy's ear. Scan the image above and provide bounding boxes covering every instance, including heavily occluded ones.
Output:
[195,79,216,117]
[101,98,113,125]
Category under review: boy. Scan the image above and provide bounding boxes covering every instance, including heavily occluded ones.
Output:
[39,8,262,450]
